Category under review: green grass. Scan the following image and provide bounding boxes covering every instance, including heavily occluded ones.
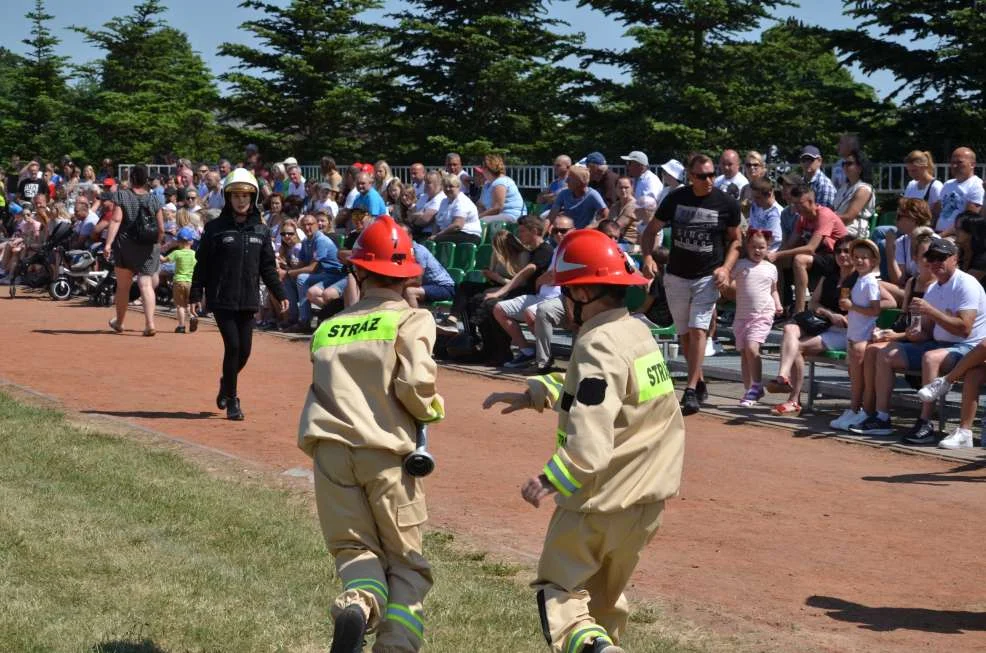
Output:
[0,391,714,653]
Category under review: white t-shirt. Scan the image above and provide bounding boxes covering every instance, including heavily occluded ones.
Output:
[538,250,561,300]
[436,193,482,237]
[924,269,986,344]
[415,192,443,214]
[894,234,917,278]
[633,169,663,204]
[714,172,749,197]
[344,187,359,209]
[937,176,984,233]
[313,199,338,218]
[847,271,881,343]
[904,179,943,206]
[748,201,783,251]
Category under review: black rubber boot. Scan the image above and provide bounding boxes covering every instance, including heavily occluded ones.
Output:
[329,604,367,653]
[216,379,227,410]
[583,639,624,653]
[226,397,244,421]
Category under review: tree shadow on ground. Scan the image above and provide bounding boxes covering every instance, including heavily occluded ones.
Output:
[806,595,986,633]
[81,409,215,420]
[861,460,986,485]
[92,639,168,653]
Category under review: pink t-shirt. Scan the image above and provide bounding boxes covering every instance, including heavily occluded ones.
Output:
[794,205,848,253]
[731,258,777,320]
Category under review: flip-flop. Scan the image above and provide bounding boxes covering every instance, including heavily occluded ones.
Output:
[143,327,156,337]
[108,318,123,333]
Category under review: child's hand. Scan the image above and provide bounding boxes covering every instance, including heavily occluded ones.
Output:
[838,298,852,312]
[775,305,784,316]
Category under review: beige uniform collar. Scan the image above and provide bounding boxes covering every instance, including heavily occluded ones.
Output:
[362,286,408,304]
[579,307,630,332]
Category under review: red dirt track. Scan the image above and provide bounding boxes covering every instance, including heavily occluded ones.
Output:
[4,296,986,652]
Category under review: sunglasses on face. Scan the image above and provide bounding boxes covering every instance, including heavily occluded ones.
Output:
[925,254,949,263]
[745,162,762,168]
[692,172,716,180]
[282,231,296,236]
[841,160,858,167]
[552,227,572,235]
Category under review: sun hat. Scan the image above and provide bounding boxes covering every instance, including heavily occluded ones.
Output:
[620,151,649,166]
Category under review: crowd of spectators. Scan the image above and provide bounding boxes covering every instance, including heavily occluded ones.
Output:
[4,138,986,449]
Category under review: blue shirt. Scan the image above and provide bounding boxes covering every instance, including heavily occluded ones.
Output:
[552,187,607,229]
[300,230,343,275]
[352,187,387,217]
[413,243,454,288]
[808,170,837,209]
[491,176,524,219]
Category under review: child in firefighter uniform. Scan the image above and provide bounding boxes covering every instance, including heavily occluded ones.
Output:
[484,228,685,653]
[298,215,445,653]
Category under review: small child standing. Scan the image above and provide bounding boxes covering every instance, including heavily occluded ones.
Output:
[835,239,882,429]
[165,227,198,333]
[731,229,782,406]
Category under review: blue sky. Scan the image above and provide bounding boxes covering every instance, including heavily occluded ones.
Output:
[0,0,900,99]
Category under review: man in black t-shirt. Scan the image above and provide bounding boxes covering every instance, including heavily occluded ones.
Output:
[640,153,742,415]
[17,161,43,203]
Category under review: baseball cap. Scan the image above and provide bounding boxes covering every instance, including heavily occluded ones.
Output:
[659,159,685,183]
[317,182,332,191]
[800,145,822,160]
[361,163,374,175]
[282,156,298,166]
[177,226,198,242]
[925,237,958,258]
[585,152,606,166]
[8,202,23,216]
[620,151,649,166]
[245,143,258,153]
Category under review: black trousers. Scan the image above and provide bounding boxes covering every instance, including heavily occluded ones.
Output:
[213,309,255,399]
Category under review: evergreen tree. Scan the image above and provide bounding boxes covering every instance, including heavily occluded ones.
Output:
[218,0,389,162]
[819,0,986,157]
[72,0,224,162]
[386,0,596,163]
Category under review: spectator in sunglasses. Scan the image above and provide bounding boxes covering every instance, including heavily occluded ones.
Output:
[747,178,783,251]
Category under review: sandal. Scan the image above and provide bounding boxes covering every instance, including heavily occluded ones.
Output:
[765,376,793,394]
[143,327,156,337]
[108,318,123,333]
[739,384,764,407]
[771,400,802,416]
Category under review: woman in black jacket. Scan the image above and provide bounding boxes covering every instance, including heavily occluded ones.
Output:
[190,168,288,420]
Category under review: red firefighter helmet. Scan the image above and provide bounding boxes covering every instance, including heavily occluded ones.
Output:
[349,215,423,278]
[552,228,648,286]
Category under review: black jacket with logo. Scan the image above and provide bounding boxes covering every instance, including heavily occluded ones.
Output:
[189,210,285,312]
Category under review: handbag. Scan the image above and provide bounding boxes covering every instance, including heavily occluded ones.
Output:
[793,310,830,337]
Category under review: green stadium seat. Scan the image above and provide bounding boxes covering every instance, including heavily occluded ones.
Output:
[431,267,465,309]
[625,285,647,312]
[328,232,344,248]
[475,244,493,271]
[877,211,897,227]
[504,222,519,235]
[877,307,902,329]
[452,243,477,271]
[485,220,508,241]
[466,269,487,284]
[422,240,437,255]
[435,241,456,269]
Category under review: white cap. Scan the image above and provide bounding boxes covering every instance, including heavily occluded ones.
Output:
[620,150,649,166]
[282,156,298,167]
[659,158,685,183]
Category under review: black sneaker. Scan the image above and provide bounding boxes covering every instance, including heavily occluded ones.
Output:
[174,326,186,334]
[680,388,700,416]
[216,378,227,410]
[330,604,367,653]
[504,350,536,369]
[696,379,709,403]
[848,414,893,436]
[901,419,937,445]
[226,397,244,421]
[534,358,556,375]
[189,315,198,333]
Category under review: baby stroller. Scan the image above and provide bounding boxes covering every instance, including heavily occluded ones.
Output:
[48,245,110,301]
[8,221,74,299]
[87,251,140,307]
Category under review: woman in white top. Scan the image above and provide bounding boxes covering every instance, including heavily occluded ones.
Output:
[903,150,943,206]
[832,149,875,238]
[432,174,482,244]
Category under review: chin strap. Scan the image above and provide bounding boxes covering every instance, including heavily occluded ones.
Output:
[561,286,607,326]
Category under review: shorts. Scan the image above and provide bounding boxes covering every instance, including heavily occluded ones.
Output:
[113,237,160,276]
[733,313,773,348]
[897,340,976,371]
[160,262,175,276]
[663,273,719,331]
[326,275,348,295]
[172,281,190,306]
[819,327,848,352]
[496,294,543,320]
[810,252,838,277]
[422,282,454,302]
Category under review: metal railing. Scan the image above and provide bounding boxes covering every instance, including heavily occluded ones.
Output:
[120,162,986,195]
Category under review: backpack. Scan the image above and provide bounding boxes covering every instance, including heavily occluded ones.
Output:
[127,190,159,245]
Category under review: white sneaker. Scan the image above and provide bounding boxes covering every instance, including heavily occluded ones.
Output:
[917,377,951,402]
[705,338,716,357]
[829,408,858,431]
[938,427,973,450]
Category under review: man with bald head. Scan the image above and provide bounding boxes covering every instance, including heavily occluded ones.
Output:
[409,162,427,197]
[933,147,983,235]
[537,154,571,206]
[714,149,748,199]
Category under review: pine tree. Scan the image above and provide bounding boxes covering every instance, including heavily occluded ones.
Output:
[218,0,389,162]
[72,0,224,162]
[386,0,596,163]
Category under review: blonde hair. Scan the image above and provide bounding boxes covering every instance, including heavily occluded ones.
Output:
[443,173,461,189]
[910,226,936,259]
[278,219,300,257]
[175,208,193,229]
[483,154,506,176]
[905,150,935,170]
[490,229,529,278]
[744,150,764,166]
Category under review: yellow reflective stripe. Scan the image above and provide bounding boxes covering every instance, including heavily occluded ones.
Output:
[420,396,445,424]
[311,311,399,353]
[532,373,564,402]
[634,349,673,403]
[556,428,567,447]
[543,453,581,497]
[566,626,609,653]
[344,577,388,603]
[386,603,424,640]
